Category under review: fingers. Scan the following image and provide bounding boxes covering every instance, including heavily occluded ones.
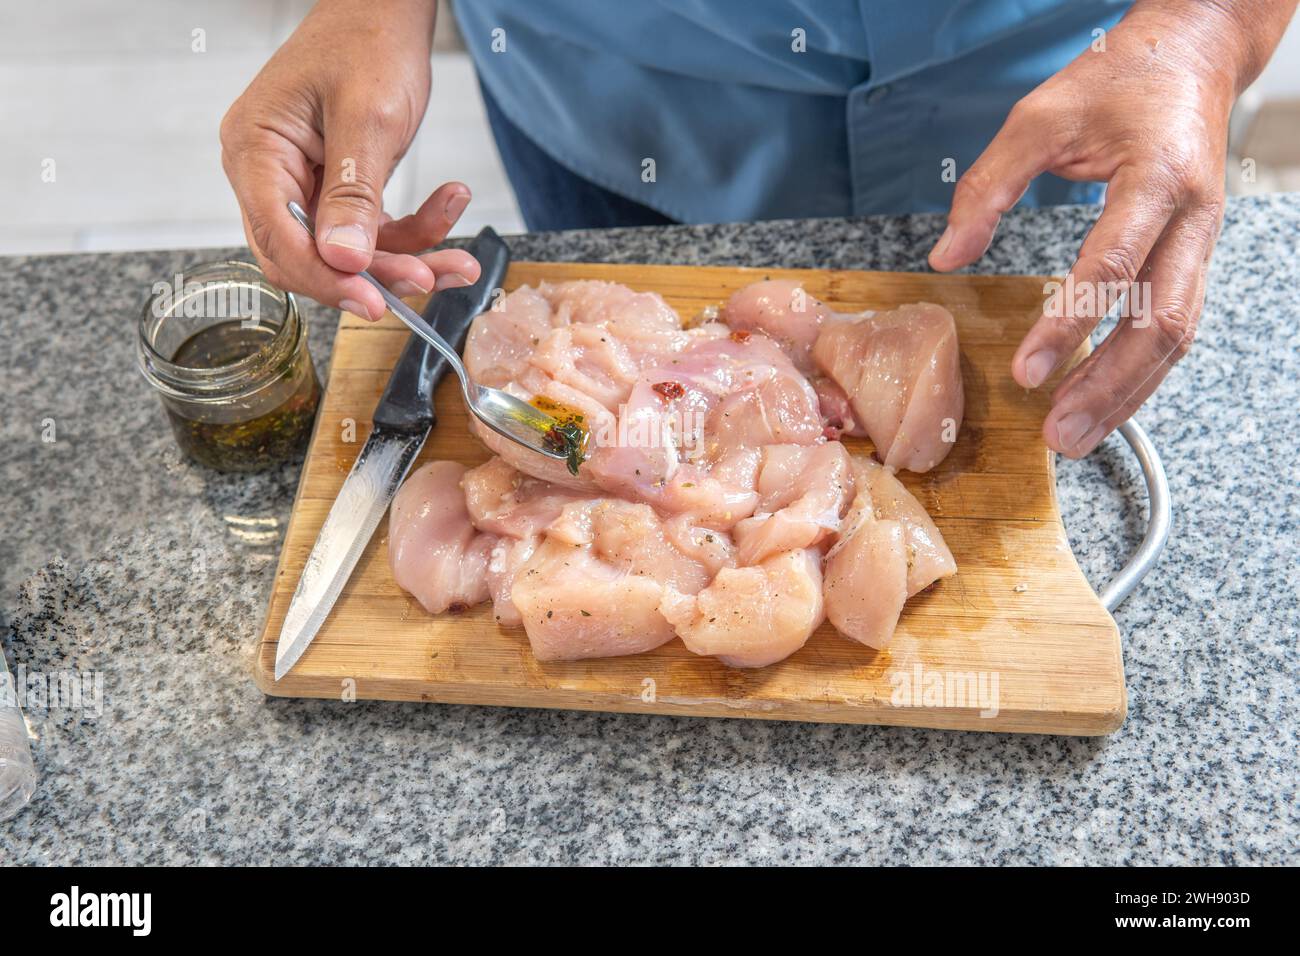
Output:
[224,129,388,320]
[378,182,473,253]
[314,95,405,274]
[367,248,481,294]
[1042,208,1217,457]
[929,100,1054,272]
[1011,170,1176,388]
[238,202,386,321]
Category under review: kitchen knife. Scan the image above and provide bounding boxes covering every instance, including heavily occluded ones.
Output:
[273,228,510,680]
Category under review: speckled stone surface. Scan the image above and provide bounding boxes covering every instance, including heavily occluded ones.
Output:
[2,195,1297,864]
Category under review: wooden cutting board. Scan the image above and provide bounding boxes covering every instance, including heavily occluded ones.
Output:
[253,262,1126,735]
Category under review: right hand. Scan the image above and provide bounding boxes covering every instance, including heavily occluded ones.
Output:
[220,0,480,321]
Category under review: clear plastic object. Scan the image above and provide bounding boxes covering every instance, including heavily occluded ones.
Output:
[0,656,37,821]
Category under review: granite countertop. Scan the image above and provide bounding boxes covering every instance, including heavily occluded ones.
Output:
[2,195,1296,865]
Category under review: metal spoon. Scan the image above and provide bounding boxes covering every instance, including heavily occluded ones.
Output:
[286,200,575,466]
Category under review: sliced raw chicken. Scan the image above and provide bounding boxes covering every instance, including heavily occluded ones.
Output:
[722,279,833,375]
[851,456,957,595]
[821,456,956,649]
[824,513,908,650]
[540,280,680,340]
[510,499,712,661]
[388,461,496,614]
[733,442,854,565]
[660,549,825,668]
[394,277,962,669]
[811,376,863,439]
[485,535,539,628]
[812,302,964,472]
[528,322,642,412]
[511,538,678,661]
[463,456,586,538]
[463,286,555,388]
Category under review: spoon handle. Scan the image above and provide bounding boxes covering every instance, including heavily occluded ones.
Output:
[356,270,473,394]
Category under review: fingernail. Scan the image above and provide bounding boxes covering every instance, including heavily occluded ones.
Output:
[1024,349,1057,388]
[1055,411,1094,451]
[392,279,430,297]
[340,298,372,320]
[324,224,371,252]
[932,225,953,261]
[435,272,472,291]
[444,191,470,224]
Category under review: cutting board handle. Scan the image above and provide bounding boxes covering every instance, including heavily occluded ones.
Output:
[1095,418,1171,613]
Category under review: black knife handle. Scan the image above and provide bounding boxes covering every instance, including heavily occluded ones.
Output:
[372,227,510,432]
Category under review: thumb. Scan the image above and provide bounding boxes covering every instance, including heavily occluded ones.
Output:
[929,101,1052,272]
[315,103,397,273]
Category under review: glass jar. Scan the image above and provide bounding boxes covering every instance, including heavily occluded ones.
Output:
[137,260,320,472]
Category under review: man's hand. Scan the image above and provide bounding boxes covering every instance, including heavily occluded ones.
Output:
[930,0,1296,457]
[220,0,479,322]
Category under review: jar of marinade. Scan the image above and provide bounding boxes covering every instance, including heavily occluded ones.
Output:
[137,260,320,472]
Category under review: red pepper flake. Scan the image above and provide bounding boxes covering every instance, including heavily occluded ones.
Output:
[652,381,685,401]
[729,330,752,343]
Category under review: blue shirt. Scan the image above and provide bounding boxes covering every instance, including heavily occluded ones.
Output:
[457,1,1132,223]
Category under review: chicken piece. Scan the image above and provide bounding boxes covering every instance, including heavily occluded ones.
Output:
[821,456,957,649]
[581,332,819,522]
[527,322,642,413]
[510,500,710,661]
[540,279,681,339]
[511,539,678,661]
[463,286,556,388]
[732,442,855,565]
[388,461,496,614]
[811,376,864,439]
[485,535,540,627]
[463,456,586,538]
[663,516,737,577]
[851,456,957,595]
[722,279,833,375]
[660,549,825,668]
[823,513,909,650]
[812,303,964,472]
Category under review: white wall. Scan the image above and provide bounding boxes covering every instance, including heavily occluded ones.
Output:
[0,0,524,255]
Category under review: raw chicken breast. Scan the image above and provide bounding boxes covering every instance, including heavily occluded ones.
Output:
[812,376,863,439]
[821,456,957,649]
[661,549,825,668]
[722,279,832,375]
[390,277,963,669]
[540,280,681,342]
[733,442,854,564]
[511,538,678,661]
[528,322,642,412]
[389,461,496,614]
[851,456,957,595]
[510,499,713,661]
[463,456,585,538]
[824,513,908,650]
[463,286,555,388]
[813,303,964,472]
[581,335,820,523]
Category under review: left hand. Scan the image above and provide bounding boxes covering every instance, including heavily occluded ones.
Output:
[929,0,1296,457]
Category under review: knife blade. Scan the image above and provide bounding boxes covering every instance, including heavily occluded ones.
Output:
[274,228,510,680]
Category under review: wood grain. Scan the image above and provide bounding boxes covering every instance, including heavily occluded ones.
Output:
[253,262,1126,735]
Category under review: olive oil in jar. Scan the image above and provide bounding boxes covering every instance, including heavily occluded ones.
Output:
[166,320,320,471]
[138,260,321,473]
